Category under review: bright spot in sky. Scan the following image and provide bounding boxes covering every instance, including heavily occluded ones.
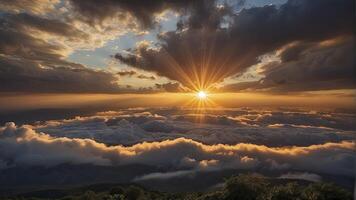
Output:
[197,91,207,100]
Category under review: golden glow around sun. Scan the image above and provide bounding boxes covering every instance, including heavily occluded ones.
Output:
[181,89,219,121]
[197,91,207,100]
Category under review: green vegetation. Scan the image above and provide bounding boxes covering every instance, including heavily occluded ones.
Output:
[2,174,352,200]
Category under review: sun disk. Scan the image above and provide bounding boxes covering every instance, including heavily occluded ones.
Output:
[197,91,207,100]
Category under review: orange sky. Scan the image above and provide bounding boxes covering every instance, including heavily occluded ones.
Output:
[0,91,354,112]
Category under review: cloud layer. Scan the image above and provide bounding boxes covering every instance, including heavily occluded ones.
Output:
[0,122,354,180]
[34,108,356,146]
[0,107,354,189]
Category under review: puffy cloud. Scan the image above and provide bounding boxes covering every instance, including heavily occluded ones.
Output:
[0,122,354,179]
[115,0,354,90]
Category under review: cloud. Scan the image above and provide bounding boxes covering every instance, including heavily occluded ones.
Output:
[0,5,138,93]
[32,108,356,147]
[0,55,123,93]
[137,74,156,80]
[221,37,355,92]
[1,120,354,179]
[173,114,237,126]
[0,14,70,64]
[141,120,176,133]
[117,70,137,77]
[238,110,356,131]
[3,12,89,40]
[117,70,156,80]
[155,82,187,92]
[1,0,353,93]
[68,0,212,29]
[134,170,195,181]
[115,0,353,90]
[0,0,59,15]
[0,10,127,93]
[279,172,322,183]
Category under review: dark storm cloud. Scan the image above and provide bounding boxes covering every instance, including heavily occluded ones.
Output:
[222,37,355,92]
[115,0,354,90]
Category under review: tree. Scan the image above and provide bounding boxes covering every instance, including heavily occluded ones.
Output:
[124,186,145,200]
[222,174,269,200]
[301,183,352,200]
[263,182,301,200]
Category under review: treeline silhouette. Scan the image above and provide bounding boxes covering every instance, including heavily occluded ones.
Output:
[4,174,352,200]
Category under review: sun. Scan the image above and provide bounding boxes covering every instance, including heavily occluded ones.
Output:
[183,89,219,115]
[197,91,207,100]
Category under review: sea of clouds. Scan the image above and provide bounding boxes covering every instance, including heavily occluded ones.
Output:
[0,107,355,185]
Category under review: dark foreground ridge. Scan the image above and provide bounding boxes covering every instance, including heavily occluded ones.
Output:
[1,174,352,200]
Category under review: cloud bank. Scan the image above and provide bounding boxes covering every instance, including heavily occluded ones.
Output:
[1,122,354,179]
[33,108,356,146]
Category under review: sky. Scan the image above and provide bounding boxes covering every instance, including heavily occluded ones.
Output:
[0,0,355,195]
[0,0,354,95]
